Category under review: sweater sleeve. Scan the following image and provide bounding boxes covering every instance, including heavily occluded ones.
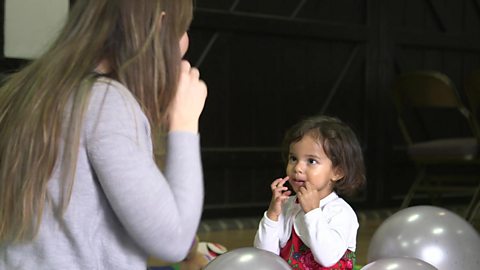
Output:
[300,201,358,267]
[84,80,203,262]
[253,211,283,254]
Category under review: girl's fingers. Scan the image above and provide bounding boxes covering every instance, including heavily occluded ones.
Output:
[271,176,289,190]
[304,181,313,190]
[271,178,284,190]
[278,192,291,203]
[279,176,289,185]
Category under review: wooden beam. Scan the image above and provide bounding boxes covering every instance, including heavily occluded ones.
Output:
[192,8,369,42]
[320,45,361,114]
[0,58,29,73]
[201,147,283,169]
[425,0,451,32]
[394,29,480,51]
[472,0,480,19]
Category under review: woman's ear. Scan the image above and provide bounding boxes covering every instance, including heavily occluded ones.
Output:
[157,11,166,28]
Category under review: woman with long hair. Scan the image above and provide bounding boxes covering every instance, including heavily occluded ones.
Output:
[0,0,207,269]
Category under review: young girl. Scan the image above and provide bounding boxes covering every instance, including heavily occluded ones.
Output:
[254,115,366,269]
[0,1,206,269]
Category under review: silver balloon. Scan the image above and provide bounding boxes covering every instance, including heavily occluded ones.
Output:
[204,247,291,270]
[367,205,480,270]
[361,257,438,270]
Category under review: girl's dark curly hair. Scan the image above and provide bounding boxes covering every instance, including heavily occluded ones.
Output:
[282,115,366,197]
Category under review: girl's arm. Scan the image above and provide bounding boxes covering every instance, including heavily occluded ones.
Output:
[300,200,358,267]
[254,211,284,254]
[254,178,291,254]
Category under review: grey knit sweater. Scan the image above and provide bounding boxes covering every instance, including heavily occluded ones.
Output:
[0,78,204,269]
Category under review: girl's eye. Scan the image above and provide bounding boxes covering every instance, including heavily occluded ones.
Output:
[288,156,297,162]
[308,158,317,165]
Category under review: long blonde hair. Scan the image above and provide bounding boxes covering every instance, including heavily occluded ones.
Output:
[0,0,192,242]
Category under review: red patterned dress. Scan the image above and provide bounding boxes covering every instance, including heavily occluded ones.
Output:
[280,226,355,270]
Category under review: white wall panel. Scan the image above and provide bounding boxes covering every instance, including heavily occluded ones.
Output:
[4,0,68,59]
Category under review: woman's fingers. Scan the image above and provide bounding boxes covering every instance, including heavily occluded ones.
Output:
[169,60,208,132]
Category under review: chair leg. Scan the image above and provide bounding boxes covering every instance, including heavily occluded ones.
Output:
[467,201,480,223]
[465,181,480,222]
[401,167,426,209]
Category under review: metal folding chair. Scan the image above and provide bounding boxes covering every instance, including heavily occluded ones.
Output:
[392,70,480,222]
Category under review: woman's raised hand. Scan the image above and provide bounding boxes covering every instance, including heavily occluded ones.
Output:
[169,60,208,133]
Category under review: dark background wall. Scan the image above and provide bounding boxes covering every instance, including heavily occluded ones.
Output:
[186,0,480,218]
[1,0,480,218]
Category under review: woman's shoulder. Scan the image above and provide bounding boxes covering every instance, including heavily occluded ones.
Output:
[84,77,149,134]
[91,77,135,101]
[88,77,142,113]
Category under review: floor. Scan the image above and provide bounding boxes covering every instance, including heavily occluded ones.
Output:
[194,206,480,267]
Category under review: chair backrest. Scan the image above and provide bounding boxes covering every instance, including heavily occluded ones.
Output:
[392,71,463,109]
[392,70,477,146]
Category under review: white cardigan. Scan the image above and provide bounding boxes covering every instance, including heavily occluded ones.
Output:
[254,192,358,267]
